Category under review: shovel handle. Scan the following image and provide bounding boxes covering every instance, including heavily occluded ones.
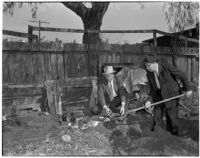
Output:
[126,93,186,115]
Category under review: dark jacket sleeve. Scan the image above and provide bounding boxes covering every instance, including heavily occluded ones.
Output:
[146,71,157,102]
[165,62,191,91]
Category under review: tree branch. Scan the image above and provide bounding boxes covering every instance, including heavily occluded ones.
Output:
[62,2,87,18]
[91,2,109,20]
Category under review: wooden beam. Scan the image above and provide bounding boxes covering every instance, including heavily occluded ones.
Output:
[3,83,43,88]
[3,29,38,39]
[31,26,155,33]
[31,26,199,44]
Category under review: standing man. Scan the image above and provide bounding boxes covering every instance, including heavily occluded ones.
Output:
[144,54,192,136]
[91,66,127,117]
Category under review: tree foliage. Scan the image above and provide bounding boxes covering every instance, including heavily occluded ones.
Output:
[163,2,199,32]
[3,2,39,18]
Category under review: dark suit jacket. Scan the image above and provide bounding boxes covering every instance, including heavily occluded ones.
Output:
[146,61,191,108]
[98,75,126,107]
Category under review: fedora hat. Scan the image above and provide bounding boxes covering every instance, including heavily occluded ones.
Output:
[102,66,116,75]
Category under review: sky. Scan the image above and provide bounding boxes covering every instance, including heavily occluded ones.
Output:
[3,2,169,44]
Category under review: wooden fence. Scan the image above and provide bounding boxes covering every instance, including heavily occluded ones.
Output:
[2,46,199,115]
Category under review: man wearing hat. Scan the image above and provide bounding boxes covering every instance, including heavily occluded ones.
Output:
[91,66,127,117]
[143,53,192,136]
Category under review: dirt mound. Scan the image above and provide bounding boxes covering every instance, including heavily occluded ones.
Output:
[2,111,199,156]
[106,113,199,156]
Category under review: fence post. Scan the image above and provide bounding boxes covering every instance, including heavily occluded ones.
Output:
[153,31,157,46]
[28,25,33,44]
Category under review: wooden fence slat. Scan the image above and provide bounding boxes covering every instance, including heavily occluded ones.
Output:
[67,53,76,78]
[78,54,89,77]
[44,53,51,80]
[51,53,58,80]
[3,53,10,84]
[23,53,33,84]
[45,81,56,114]
[64,54,68,79]
[57,53,64,80]
[32,53,45,83]
[187,57,192,81]
[191,57,196,82]
[196,60,199,81]
[9,53,18,84]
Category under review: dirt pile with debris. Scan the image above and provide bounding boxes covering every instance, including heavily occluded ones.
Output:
[2,91,199,156]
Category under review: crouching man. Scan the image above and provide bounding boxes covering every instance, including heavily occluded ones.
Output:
[143,54,192,136]
[91,66,127,117]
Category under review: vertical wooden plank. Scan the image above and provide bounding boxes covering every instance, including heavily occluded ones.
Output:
[2,52,10,84]
[117,54,120,63]
[178,56,184,72]
[196,59,199,82]
[112,53,116,63]
[187,57,192,82]
[32,52,45,83]
[51,53,58,80]
[73,54,78,78]
[191,57,196,82]
[72,53,76,78]
[108,54,112,63]
[57,53,64,80]
[76,54,82,77]
[127,54,132,63]
[63,53,68,79]
[43,52,51,80]
[176,56,180,69]
[119,53,124,63]
[46,80,56,114]
[188,57,192,81]
[17,53,33,84]
[76,53,86,77]
[9,53,19,84]
[66,53,75,78]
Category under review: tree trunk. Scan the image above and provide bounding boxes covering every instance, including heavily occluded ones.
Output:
[82,17,102,45]
[62,2,109,45]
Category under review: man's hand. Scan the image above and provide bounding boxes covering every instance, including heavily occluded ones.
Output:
[103,105,112,117]
[185,91,192,98]
[144,101,152,109]
[144,101,154,116]
[120,102,125,115]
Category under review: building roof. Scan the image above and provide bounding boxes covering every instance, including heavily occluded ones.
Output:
[142,26,199,47]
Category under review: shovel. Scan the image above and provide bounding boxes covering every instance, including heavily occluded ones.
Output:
[114,93,187,120]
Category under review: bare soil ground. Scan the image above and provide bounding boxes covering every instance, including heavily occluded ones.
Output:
[2,92,199,156]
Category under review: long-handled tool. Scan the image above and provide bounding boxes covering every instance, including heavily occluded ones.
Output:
[115,93,186,120]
